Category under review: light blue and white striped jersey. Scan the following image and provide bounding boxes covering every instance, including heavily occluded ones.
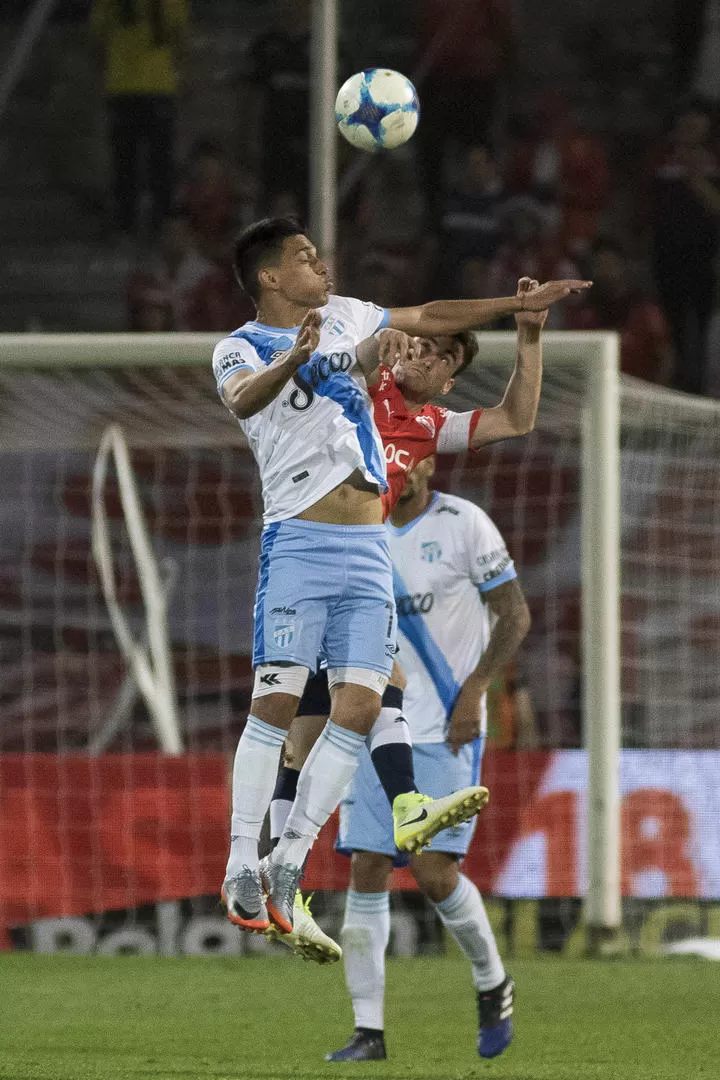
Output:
[212,295,390,524]
[387,491,517,743]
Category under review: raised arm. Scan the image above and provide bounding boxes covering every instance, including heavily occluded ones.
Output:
[220,310,321,419]
[387,278,590,336]
[469,277,547,448]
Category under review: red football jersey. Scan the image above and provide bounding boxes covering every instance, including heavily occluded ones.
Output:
[369,366,482,517]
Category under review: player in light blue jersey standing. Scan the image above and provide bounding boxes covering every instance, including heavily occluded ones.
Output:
[328,455,531,1062]
[212,215,589,937]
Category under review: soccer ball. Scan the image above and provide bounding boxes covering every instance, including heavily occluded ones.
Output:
[335,68,419,153]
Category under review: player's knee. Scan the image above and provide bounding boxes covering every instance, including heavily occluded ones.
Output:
[328,681,383,735]
[249,693,298,730]
[411,853,459,903]
[350,850,392,893]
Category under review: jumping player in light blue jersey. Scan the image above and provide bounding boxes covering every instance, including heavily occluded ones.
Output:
[213,215,590,938]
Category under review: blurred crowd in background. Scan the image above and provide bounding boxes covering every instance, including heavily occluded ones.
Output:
[2,0,720,396]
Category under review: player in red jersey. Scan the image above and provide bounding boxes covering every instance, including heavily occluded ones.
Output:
[369,275,545,518]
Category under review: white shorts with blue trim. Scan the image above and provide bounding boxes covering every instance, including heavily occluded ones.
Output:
[253,518,395,677]
[337,737,485,867]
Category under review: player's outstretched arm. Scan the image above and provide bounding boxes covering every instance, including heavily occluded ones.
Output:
[447,578,531,755]
[221,310,321,419]
[469,277,547,448]
[386,278,591,336]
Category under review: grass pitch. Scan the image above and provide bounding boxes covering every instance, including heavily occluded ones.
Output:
[1,951,718,1080]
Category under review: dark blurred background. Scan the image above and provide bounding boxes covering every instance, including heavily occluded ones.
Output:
[1,0,719,396]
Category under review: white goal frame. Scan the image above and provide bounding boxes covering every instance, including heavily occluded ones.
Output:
[0,330,621,946]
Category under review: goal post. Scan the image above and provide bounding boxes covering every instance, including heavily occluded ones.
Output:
[448,331,622,944]
[582,336,622,943]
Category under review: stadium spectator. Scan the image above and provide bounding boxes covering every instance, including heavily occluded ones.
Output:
[649,98,720,394]
[346,154,431,303]
[670,0,720,100]
[567,238,674,384]
[91,0,188,238]
[126,273,174,330]
[265,190,304,221]
[354,153,427,255]
[243,0,312,218]
[455,256,492,300]
[347,252,414,309]
[692,1,720,105]
[505,93,610,255]
[125,208,254,332]
[438,144,506,291]
[415,0,517,213]
[487,197,581,328]
[143,210,215,329]
[175,141,245,264]
[184,262,256,332]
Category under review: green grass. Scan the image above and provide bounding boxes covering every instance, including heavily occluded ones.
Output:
[1,952,718,1080]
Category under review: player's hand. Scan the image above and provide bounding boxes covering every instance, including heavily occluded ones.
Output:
[287,309,322,370]
[447,673,488,755]
[514,277,548,328]
[378,328,414,367]
[521,278,592,311]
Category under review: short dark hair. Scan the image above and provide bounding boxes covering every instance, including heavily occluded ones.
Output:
[453,332,479,377]
[233,216,306,299]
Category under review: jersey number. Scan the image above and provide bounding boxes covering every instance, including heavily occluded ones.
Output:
[288,373,314,411]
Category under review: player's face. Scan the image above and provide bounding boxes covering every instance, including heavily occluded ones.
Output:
[393,336,464,400]
[275,235,332,307]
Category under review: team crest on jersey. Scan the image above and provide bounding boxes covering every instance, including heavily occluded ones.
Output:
[322,316,347,336]
[420,540,442,563]
[272,624,295,649]
[415,414,436,437]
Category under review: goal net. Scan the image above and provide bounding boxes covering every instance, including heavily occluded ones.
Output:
[0,331,718,953]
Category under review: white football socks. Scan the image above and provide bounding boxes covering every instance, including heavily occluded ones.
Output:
[432,874,506,992]
[273,721,365,869]
[225,714,286,879]
[341,889,390,1031]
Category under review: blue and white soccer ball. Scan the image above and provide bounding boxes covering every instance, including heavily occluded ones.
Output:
[335,68,419,153]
